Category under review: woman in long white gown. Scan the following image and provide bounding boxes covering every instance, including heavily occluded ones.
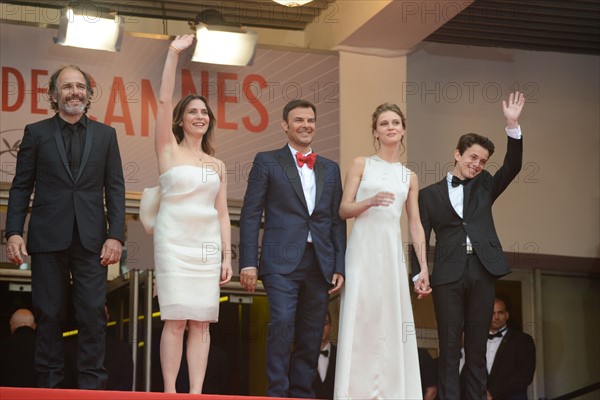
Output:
[334,103,431,399]
[152,34,232,393]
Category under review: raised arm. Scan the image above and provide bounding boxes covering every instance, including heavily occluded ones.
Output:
[491,91,525,201]
[338,157,395,220]
[155,34,195,166]
[502,91,525,129]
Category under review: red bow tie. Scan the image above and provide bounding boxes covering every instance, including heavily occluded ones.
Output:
[295,152,317,169]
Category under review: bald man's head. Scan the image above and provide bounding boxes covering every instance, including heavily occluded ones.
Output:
[9,308,36,334]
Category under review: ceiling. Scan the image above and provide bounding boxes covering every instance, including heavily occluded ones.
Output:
[2,0,599,55]
[425,0,600,55]
[1,0,336,30]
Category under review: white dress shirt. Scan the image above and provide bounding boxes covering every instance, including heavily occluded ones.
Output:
[289,145,316,242]
[486,326,508,373]
[318,342,332,382]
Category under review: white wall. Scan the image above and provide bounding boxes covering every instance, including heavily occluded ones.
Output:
[541,274,600,398]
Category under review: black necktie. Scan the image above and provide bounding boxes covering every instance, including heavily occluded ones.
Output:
[320,349,329,357]
[68,124,81,177]
[451,175,470,187]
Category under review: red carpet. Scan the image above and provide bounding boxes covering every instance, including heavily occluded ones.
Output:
[0,387,295,400]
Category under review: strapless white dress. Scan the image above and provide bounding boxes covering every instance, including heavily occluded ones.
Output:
[150,165,222,322]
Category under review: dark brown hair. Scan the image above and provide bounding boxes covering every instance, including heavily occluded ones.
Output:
[171,95,216,156]
[282,99,317,123]
[456,133,495,157]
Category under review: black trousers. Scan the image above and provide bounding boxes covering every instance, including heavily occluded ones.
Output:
[433,254,496,400]
[31,225,108,389]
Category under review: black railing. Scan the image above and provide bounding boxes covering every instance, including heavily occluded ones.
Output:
[541,381,600,400]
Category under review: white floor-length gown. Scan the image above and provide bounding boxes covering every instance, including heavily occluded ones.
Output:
[334,156,422,400]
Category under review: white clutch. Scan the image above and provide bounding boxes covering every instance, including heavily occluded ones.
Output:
[139,186,160,234]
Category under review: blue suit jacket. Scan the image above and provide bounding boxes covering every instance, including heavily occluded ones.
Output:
[239,145,346,282]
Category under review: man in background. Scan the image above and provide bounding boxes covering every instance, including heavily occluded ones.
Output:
[313,311,337,399]
[486,296,536,400]
[0,308,38,387]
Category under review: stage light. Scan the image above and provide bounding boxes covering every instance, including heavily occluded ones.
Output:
[191,23,258,66]
[272,0,314,6]
[54,7,124,52]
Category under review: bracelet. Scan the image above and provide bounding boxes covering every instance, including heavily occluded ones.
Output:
[169,45,181,55]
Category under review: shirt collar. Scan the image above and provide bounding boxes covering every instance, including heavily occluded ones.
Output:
[58,114,87,130]
[288,144,312,158]
[320,341,331,357]
[491,326,508,336]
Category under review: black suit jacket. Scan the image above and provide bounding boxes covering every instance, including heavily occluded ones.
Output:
[416,137,523,286]
[488,329,536,400]
[240,145,346,281]
[6,114,125,253]
[312,344,336,400]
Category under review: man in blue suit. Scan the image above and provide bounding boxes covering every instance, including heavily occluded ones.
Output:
[239,99,346,397]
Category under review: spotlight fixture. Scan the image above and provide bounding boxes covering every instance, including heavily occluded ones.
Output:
[272,0,314,6]
[190,10,258,66]
[54,7,124,52]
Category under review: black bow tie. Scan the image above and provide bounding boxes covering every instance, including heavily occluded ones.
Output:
[320,350,329,357]
[488,328,507,340]
[451,175,471,187]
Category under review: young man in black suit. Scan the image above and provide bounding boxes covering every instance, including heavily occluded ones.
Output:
[5,65,125,389]
[416,92,525,400]
[486,296,536,400]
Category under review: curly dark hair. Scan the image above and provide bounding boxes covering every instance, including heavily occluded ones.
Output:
[47,65,94,113]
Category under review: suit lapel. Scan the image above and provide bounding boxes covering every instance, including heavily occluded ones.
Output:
[275,146,308,211]
[52,116,73,181]
[77,118,93,182]
[463,177,477,219]
[489,329,511,378]
[434,178,462,219]
[463,184,471,218]
[314,157,326,207]
[51,115,93,183]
